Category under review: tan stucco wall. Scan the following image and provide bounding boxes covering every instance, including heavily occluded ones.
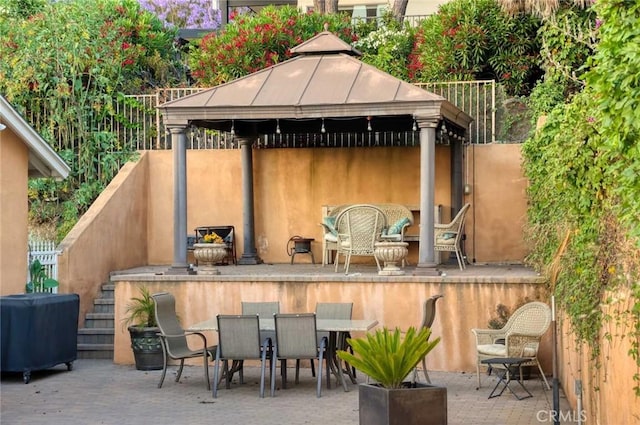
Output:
[113,276,551,375]
[147,146,453,266]
[58,154,149,327]
[557,286,639,424]
[0,130,29,294]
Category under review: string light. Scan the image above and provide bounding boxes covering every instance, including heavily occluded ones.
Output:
[367,116,372,132]
[230,119,235,136]
[276,119,281,134]
[412,116,418,131]
[321,118,326,133]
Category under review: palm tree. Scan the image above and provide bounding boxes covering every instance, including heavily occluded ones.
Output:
[498,0,592,18]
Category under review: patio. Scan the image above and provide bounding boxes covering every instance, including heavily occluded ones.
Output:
[0,359,573,425]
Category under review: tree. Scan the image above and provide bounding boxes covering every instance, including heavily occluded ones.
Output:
[313,0,338,14]
[392,0,409,21]
[498,0,592,18]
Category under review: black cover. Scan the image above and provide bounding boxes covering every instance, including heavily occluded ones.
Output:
[1,293,79,375]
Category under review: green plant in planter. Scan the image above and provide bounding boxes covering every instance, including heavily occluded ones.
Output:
[338,326,440,388]
[123,286,163,371]
[338,327,446,425]
[123,286,157,328]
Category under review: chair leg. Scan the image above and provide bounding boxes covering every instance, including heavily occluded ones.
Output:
[295,359,300,384]
[175,359,185,383]
[455,248,465,270]
[421,357,431,384]
[317,353,324,398]
[536,360,551,390]
[310,359,316,377]
[344,253,352,274]
[204,351,211,391]
[270,355,277,397]
[476,362,482,389]
[212,357,220,398]
[157,343,169,389]
[259,350,267,398]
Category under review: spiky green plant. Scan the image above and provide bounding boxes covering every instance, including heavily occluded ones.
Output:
[123,286,157,328]
[337,326,440,389]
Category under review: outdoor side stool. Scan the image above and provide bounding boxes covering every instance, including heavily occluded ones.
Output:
[481,357,533,400]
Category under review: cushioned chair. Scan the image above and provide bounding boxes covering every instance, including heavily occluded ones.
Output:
[151,292,216,390]
[434,203,471,270]
[213,315,272,398]
[334,204,387,274]
[272,313,329,398]
[412,294,443,383]
[471,301,552,390]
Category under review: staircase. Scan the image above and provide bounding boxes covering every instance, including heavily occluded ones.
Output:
[77,282,115,359]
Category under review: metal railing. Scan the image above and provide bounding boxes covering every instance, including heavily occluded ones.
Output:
[26,80,495,153]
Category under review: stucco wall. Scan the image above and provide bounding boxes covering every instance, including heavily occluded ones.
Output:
[113,276,551,376]
[147,146,453,265]
[58,154,149,326]
[0,130,29,294]
[557,286,639,424]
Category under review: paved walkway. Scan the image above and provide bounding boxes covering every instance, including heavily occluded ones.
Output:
[1,359,574,425]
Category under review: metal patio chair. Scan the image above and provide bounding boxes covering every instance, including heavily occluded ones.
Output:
[413,294,443,383]
[272,313,329,398]
[213,315,272,398]
[151,292,216,390]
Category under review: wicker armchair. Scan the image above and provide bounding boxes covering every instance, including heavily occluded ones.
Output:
[471,301,552,390]
[333,204,387,274]
[434,203,470,270]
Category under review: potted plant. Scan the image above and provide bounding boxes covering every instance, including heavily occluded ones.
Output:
[123,286,164,371]
[193,232,227,275]
[337,327,446,425]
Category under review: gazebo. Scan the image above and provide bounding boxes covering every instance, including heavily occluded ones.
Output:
[159,30,473,274]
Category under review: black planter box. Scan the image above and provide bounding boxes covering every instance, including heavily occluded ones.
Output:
[0,293,79,383]
[359,382,447,425]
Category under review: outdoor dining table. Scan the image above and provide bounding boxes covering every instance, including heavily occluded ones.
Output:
[188,317,378,391]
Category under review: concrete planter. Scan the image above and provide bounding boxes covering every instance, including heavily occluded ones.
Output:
[193,243,227,275]
[358,382,447,425]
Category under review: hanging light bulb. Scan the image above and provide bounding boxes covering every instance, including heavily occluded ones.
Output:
[412,116,418,132]
[321,118,326,133]
[276,118,281,134]
[367,116,372,132]
[230,119,235,136]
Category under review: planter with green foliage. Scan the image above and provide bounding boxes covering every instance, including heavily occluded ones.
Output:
[337,327,446,425]
[123,286,163,371]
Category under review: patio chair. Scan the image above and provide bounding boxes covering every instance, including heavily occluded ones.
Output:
[434,203,471,270]
[272,313,329,398]
[334,204,387,274]
[213,315,272,398]
[237,301,280,383]
[310,302,354,381]
[471,301,552,390]
[412,294,443,383]
[151,292,216,390]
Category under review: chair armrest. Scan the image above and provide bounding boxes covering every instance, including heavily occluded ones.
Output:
[505,333,541,357]
[471,328,505,345]
[319,223,332,234]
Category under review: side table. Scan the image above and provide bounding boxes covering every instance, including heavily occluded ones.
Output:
[481,357,533,400]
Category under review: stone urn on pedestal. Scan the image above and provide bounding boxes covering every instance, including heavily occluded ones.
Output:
[374,241,409,276]
[193,232,227,275]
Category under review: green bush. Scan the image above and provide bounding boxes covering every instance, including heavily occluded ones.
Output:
[189,5,356,86]
[409,0,542,96]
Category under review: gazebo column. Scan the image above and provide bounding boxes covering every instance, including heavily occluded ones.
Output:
[414,118,440,276]
[166,125,193,275]
[237,137,263,265]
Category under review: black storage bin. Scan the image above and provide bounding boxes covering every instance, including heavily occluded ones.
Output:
[1,293,79,383]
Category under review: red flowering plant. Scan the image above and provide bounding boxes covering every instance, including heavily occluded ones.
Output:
[189,5,357,86]
[408,0,541,96]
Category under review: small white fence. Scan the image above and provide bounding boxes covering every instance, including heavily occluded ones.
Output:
[28,239,59,293]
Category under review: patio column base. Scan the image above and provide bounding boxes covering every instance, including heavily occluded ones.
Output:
[165,264,196,275]
[237,254,264,265]
[412,264,441,276]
